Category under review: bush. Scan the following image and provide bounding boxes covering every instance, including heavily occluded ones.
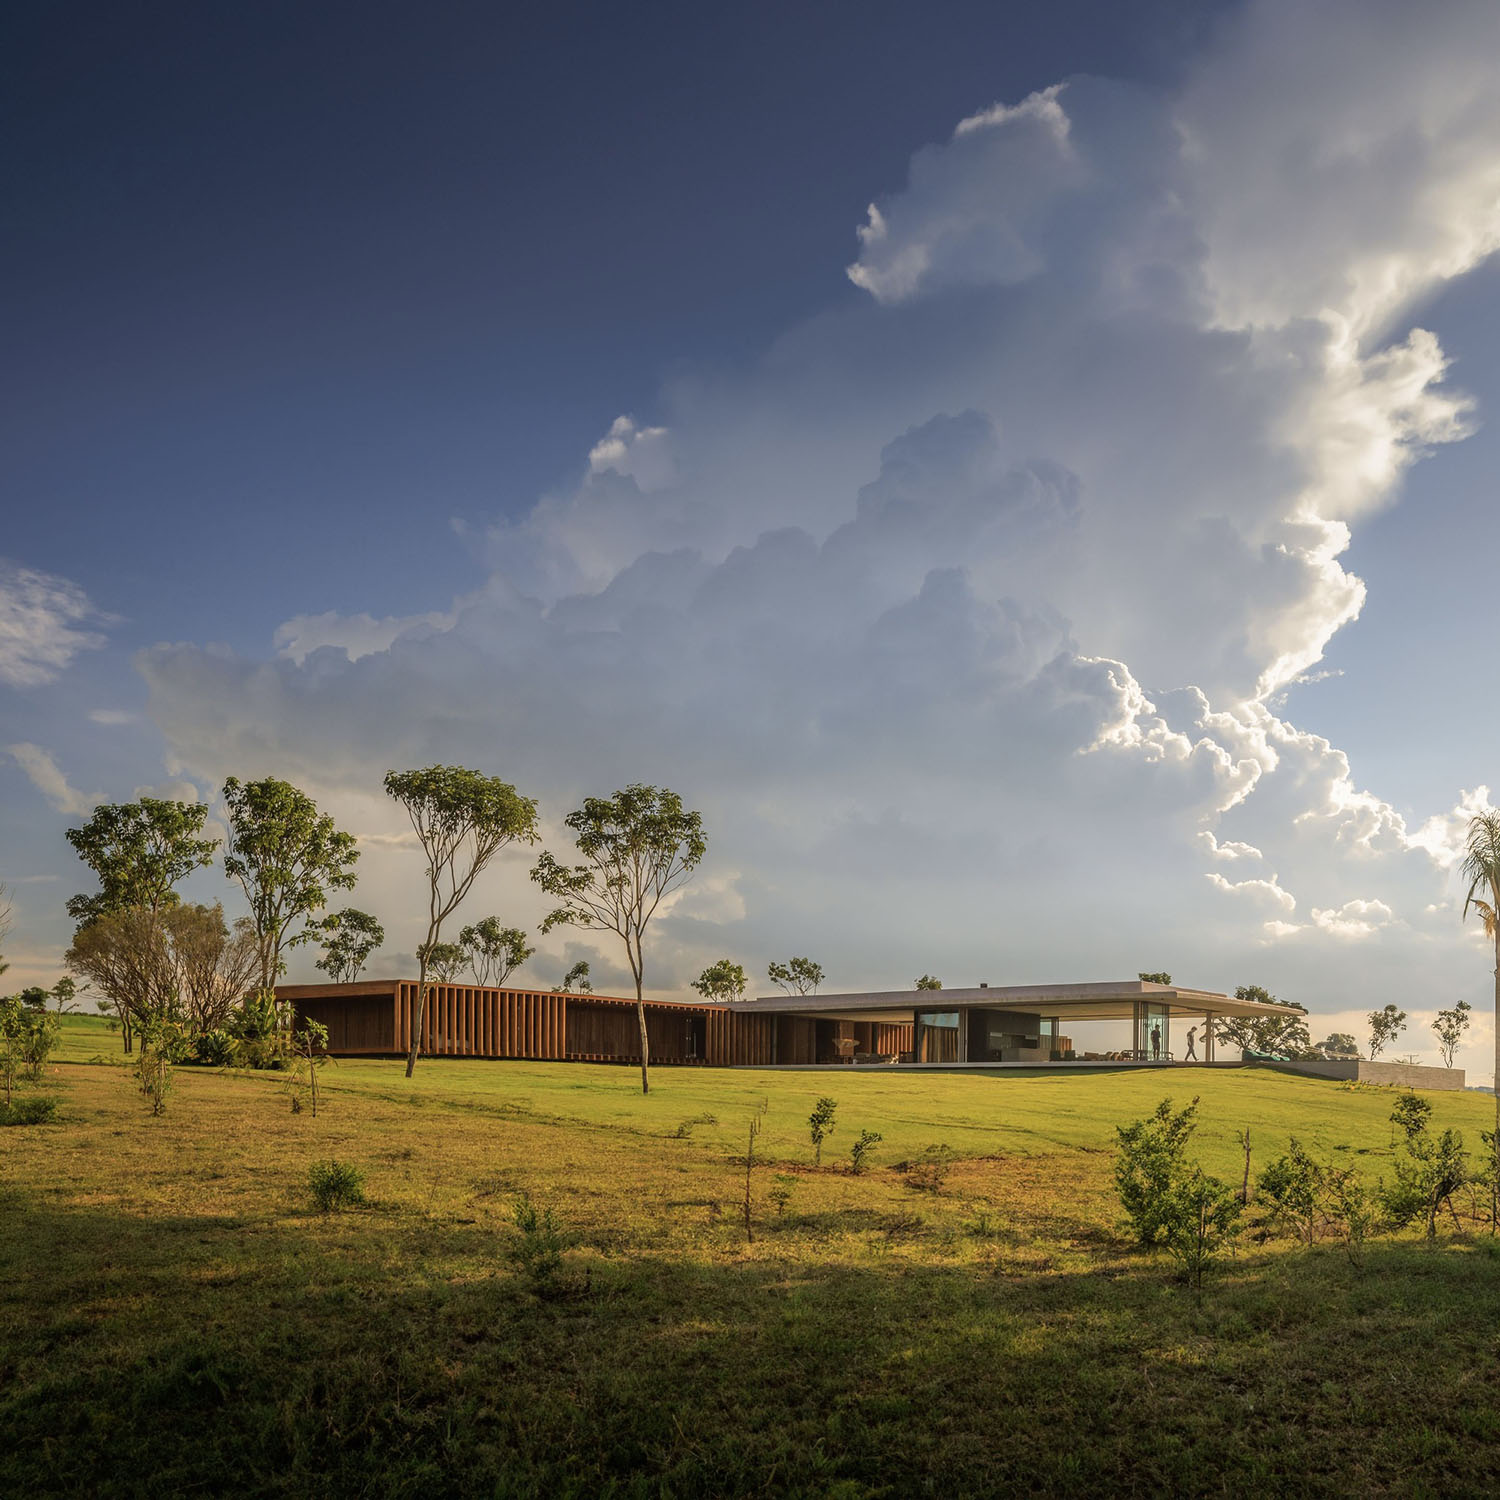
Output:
[768,1174,798,1216]
[1381,1123,1469,1238]
[1115,1098,1242,1282]
[904,1144,956,1193]
[1257,1138,1325,1244]
[1160,1169,1243,1288]
[1256,1138,1374,1260]
[850,1129,883,1175]
[19,1010,60,1081]
[1114,1097,1201,1245]
[308,1159,366,1212]
[239,1035,289,1071]
[809,1097,838,1166]
[192,1029,240,1068]
[135,1021,189,1115]
[229,991,280,1042]
[1390,1092,1433,1143]
[511,1193,567,1292]
[2,1095,59,1126]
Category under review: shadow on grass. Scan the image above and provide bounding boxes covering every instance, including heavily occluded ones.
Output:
[6,1193,1500,1497]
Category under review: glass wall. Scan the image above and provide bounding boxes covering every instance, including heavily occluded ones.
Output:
[915,1011,961,1063]
[1135,1002,1170,1060]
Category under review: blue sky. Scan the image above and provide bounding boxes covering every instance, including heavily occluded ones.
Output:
[5,0,1500,1077]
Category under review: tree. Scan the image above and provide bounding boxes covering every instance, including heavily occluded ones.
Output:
[163,903,259,1033]
[1461,809,1500,1176]
[553,960,592,993]
[915,975,942,991]
[416,941,467,982]
[0,996,26,1107]
[532,784,705,1094]
[1138,971,1172,985]
[1208,987,1311,1058]
[458,917,534,987]
[385,766,540,1077]
[223,777,360,1000]
[1432,1000,1473,1068]
[1320,1032,1360,1059]
[50,977,80,1014]
[1367,1003,1407,1059]
[65,908,178,1053]
[808,1096,838,1166]
[288,1019,331,1117]
[65,799,218,926]
[314,908,385,983]
[767,957,823,995]
[693,959,748,1004]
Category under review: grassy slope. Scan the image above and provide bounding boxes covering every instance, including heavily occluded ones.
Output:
[5,1021,1500,1497]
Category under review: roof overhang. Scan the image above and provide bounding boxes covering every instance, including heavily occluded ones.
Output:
[738,980,1300,1023]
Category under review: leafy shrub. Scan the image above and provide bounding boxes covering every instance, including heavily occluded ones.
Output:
[904,1144,957,1193]
[809,1097,838,1166]
[1,1000,59,1098]
[229,990,279,1042]
[1390,1092,1433,1144]
[768,1174,798,1216]
[239,1035,289,1071]
[1257,1138,1373,1260]
[850,1129,883,1175]
[1160,1169,1243,1288]
[1257,1138,1325,1244]
[1114,1097,1201,1245]
[2,1095,59,1126]
[192,1029,240,1068]
[511,1193,567,1291]
[1114,1097,1241,1282]
[136,1021,189,1115]
[1381,1123,1469,1238]
[308,1159,366,1212]
[19,1010,60,1080]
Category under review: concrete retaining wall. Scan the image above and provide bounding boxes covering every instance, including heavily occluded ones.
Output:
[1270,1058,1465,1091]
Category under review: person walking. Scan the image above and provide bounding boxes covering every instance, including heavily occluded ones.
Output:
[1185,1026,1198,1062]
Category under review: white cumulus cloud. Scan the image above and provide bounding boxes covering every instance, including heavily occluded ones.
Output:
[0,560,109,688]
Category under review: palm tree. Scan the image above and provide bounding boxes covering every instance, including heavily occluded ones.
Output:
[1460,809,1500,1217]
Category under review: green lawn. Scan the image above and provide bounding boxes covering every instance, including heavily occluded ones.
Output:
[4,1019,1499,1496]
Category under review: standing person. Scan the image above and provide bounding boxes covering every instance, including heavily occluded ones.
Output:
[1150,1023,1162,1061]
[1185,1026,1198,1062]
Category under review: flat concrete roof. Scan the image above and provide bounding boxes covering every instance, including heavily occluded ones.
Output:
[739,979,1298,1024]
[275,980,713,1011]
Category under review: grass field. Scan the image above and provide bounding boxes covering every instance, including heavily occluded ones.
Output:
[5,1015,1500,1496]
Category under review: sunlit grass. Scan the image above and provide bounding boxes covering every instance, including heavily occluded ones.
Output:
[4,1020,1499,1495]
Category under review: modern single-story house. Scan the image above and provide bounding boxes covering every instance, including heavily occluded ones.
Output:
[277,976,1291,1067]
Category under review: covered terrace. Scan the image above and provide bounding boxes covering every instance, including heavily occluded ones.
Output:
[738,979,1301,1066]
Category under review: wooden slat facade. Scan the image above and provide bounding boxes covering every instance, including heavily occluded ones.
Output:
[278,982,914,1067]
[392,982,570,1059]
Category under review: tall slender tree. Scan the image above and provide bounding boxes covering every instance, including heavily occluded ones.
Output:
[65,799,218,925]
[767,957,823,995]
[694,959,748,1004]
[416,941,467,982]
[314,908,385,983]
[532,785,705,1094]
[223,777,360,1000]
[1461,810,1500,1180]
[458,917,534,987]
[385,766,539,1077]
